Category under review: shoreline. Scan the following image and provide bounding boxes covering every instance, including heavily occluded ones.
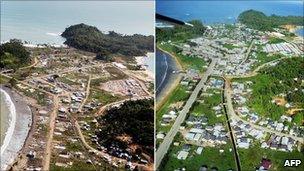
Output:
[156,46,183,110]
[0,88,16,155]
[1,40,67,48]
[0,86,32,171]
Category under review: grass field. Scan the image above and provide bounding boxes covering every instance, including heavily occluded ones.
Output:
[158,43,208,74]
[238,142,304,171]
[223,43,238,50]
[159,133,236,171]
[156,85,190,133]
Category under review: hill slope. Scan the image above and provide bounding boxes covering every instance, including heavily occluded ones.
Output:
[238,10,304,31]
[61,23,154,57]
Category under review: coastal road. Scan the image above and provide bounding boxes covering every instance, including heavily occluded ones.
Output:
[224,78,304,143]
[155,59,218,169]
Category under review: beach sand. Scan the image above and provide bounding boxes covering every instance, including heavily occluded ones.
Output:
[0,86,32,171]
[156,47,183,110]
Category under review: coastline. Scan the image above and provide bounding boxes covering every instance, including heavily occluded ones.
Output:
[156,46,183,110]
[0,86,32,171]
[135,52,155,82]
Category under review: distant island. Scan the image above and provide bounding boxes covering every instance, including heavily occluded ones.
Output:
[61,23,154,57]
[238,10,304,31]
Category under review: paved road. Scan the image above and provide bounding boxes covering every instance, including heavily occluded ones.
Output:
[221,80,242,171]
[224,78,303,143]
[229,56,289,79]
[155,59,218,169]
[237,40,254,68]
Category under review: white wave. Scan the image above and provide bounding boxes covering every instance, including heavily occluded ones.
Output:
[0,89,16,156]
[156,53,168,93]
[46,32,61,36]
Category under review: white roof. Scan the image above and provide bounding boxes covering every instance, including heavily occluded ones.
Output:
[185,132,195,140]
[189,128,204,134]
[196,147,203,154]
[177,151,189,160]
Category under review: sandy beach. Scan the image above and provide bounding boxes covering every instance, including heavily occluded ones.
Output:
[135,53,155,81]
[0,86,32,171]
[156,47,183,110]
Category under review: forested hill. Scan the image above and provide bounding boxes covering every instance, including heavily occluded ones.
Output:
[61,23,154,57]
[238,10,304,31]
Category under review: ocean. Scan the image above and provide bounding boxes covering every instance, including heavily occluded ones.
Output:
[1,1,154,44]
[156,0,304,98]
[295,28,304,37]
[156,0,303,24]
[0,88,16,151]
[156,49,179,98]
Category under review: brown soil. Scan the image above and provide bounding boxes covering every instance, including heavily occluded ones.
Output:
[273,97,287,106]
[287,108,304,116]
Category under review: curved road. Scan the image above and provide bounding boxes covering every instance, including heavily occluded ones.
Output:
[224,78,303,143]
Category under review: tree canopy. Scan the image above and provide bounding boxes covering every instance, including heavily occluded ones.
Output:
[156,20,206,42]
[96,99,154,156]
[61,23,154,57]
[0,39,31,69]
[238,10,304,31]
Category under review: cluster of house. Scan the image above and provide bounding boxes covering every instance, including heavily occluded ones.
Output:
[231,81,304,138]
[161,110,178,126]
[101,78,146,97]
[263,42,302,55]
[183,115,229,146]
[207,78,224,89]
[230,119,265,149]
[176,144,193,160]
[260,134,296,152]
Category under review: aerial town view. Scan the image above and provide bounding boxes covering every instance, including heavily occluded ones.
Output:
[156,1,303,171]
[1,1,154,171]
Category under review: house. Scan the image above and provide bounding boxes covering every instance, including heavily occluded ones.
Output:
[259,158,272,170]
[199,165,208,171]
[196,147,203,155]
[177,151,189,160]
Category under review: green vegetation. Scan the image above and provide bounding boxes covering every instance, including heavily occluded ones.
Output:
[61,23,153,57]
[158,43,207,73]
[156,20,206,42]
[191,89,225,125]
[88,88,123,105]
[252,52,284,69]
[0,75,9,84]
[238,10,304,31]
[159,133,236,171]
[95,51,114,62]
[0,39,31,69]
[233,57,304,125]
[238,142,304,170]
[156,85,190,132]
[96,99,154,157]
[268,37,286,44]
[223,43,238,50]
[50,161,118,171]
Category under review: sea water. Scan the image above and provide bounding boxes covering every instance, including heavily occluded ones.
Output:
[156,0,303,24]
[0,89,16,154]
[1,1,154,44]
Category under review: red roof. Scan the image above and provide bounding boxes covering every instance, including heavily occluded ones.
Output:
[261,159,272,169]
